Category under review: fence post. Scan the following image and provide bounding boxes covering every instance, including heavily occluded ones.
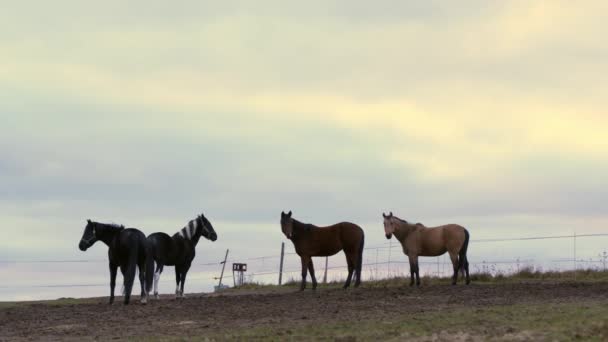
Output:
[278,242,285,285]
[573,231,577,281]
[387,239,392,277]
[323,256,328,284]
[218,249,229,288]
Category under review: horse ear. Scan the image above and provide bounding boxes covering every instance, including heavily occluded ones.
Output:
[281,211,285,217]
[87,219,91,223]
[287,211,292,217]
[382,213,387,218]
[389,212,393,217]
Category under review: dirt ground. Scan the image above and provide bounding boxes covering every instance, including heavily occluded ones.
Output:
[1,282,608,341]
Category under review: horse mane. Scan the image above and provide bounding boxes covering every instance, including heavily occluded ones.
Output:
[292,219,314,232]
[393,216,410,225]
[177,217,200,240]
[392,216,423,230]
[94,221,125,231]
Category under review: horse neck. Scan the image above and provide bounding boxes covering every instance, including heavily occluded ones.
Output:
[393,220,415,242]
[98,225,123,247]
[176,223,202,246]
[292,219,314,240]
[190,233,202,246]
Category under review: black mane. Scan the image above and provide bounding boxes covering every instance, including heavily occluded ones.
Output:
[95,221,125,232]
[292,219,315,232]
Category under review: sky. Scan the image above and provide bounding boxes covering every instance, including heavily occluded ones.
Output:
[1,1,608,300]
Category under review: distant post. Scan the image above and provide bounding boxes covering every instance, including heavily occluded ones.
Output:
[573,232,577,281]
[218,249,229,288]
[278,242,285,285]
[323,256,329,284]
[387,240,392,277]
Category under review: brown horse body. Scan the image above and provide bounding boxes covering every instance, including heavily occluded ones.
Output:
[383,213,470,286]
[281,211,365,290]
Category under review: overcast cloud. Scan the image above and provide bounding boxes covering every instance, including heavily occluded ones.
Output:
[1,1,607,299]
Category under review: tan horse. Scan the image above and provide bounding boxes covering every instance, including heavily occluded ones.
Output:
[382,212,470,286]
[280,211,365,290]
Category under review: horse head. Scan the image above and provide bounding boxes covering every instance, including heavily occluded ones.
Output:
[79,219,99,251]
[280,211,293,239]
[382,212,396,239]
[198,213,218,242]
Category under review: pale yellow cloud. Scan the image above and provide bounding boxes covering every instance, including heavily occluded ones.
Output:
[2,0,607,187]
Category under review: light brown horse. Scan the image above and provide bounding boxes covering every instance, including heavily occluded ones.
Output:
[280,211,365,290]
[382,212,470,286]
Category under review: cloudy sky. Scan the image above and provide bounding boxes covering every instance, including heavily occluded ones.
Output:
[1,1,608,298]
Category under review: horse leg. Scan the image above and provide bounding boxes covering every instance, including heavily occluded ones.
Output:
[464,256,471,285]
[109,262,118,305]
[179,262,191,298]
[449,252,459,285]
[122,261,137,305]
[407,255,416,286]
[175,265,182,298]
[138,261,147,304]
[308,260,317,291]
[343,255,354,289]
[414,260,421,287]
[300,256,310,291]
[154,264,163,299]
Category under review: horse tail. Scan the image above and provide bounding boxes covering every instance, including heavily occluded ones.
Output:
[145,239,155,294]
[356,230,365,284]
[458,228,470,270]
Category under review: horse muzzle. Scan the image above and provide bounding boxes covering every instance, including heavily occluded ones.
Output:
[210,233,218,242]
[78,241,89,251]
[385,233,392,240]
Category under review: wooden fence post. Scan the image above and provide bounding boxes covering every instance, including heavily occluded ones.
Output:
[278,242,285,285]
[218,249,229,288]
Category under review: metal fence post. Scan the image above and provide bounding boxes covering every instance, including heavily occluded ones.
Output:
[278,242,285,285]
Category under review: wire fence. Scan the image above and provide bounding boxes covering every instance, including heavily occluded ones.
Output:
[1,233,608,291]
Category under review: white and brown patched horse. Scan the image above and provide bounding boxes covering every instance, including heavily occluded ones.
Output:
[382,212,470,286]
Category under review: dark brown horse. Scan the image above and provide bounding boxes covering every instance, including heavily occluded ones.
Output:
[280,211,365,290]
[382,212,470,286]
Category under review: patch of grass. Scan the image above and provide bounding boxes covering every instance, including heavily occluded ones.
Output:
[205,301,608,341]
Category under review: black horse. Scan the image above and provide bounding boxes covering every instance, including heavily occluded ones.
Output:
[147,213,217,298]
[78,220,153,305]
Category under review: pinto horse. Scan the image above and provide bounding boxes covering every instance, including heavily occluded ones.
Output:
[146,213,217,298]
[78,220,153,305]
[280,211,365,290]
[383,212,470,286]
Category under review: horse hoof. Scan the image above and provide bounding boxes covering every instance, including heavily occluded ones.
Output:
[155,294,160,300]
[140,298,147,305]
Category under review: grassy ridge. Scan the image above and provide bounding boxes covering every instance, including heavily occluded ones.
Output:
[234,267,608,291]
[214,303,608,341]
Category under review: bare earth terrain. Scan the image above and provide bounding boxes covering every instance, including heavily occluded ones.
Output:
[1,281,608,341]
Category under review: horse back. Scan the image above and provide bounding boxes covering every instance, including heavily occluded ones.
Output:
[297,222,363,257]
[111,228,147,264]
[416,224,467,256]
[147,232,189,266]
